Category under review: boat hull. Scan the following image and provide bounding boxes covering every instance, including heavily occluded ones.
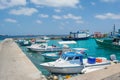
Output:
[41,65,84,74]
[42,53,59,60]
[95,39,120,49]
[27,47,62,52]
[62,37,89,41]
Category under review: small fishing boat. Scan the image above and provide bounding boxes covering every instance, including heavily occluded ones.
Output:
[42,48,88,60]
[18,40,31,46]
[40,52,111,74]
[35,39,48,43]
[41,41,76,60]
[42,40,88,61]
[27,43,62,52]
[42,52,60,60]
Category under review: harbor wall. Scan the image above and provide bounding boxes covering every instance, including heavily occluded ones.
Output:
[0,38,47,80]
[68,63,120,80]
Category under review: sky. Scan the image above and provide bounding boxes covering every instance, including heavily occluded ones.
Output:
[0,0,120,35]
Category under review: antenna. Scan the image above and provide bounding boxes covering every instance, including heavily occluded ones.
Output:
[113,24,115,36]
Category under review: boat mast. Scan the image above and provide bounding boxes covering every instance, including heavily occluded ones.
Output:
[113,24,115,36]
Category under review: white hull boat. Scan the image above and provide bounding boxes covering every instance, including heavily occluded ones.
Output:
[42,64,84,74]
[27,43,62,52]
[40,52,111,74]
[40,58,84,74]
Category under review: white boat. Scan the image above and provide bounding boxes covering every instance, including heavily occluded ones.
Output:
[42,52,59,60]
[40,52,111,74]
[35,39,48,43]
[58,41,77,45]
[27,43,62,52]
[31,37,49,44]
[18,39,31,46]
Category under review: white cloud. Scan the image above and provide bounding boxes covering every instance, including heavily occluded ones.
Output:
[52,13,82,20]
[5,18,17,23]
[9,7,38,16]
[36,20,42,24]
[63,14,83,24]
[95,13,120,20]
[52,13,83,24]
[31,0,79,8]
[63,13,82,20]
[101,0,118,3]
[54,9,61,13]
[0,0,26,9]
[52,15,62,19]
[39,14,49,18]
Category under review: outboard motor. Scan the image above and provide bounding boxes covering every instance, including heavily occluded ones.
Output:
[110,54,118,63]
[110,54,116,61]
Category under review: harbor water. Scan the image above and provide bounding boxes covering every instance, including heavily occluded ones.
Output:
[1,36,120,77]
[20,38,120,76]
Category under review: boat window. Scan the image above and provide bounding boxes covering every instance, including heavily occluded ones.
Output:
[61,55,67,60]
[40,45,45,48]
[74,56,80,60]
[67,57,74,61]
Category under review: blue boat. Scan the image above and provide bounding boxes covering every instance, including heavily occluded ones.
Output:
[42,48,88,61]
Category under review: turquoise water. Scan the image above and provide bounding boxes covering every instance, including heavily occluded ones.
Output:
[19,38,120,76]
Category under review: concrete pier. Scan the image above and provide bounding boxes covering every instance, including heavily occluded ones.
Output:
[68,63,120,80]
[0,38,47,80]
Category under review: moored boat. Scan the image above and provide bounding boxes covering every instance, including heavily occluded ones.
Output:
[42,52,60,60]
[18,40,32,46]
[62,30,90,41]
[95,38,120,49]
[27,43,62,52]
[42,48,87,60]
[40,52,111,74]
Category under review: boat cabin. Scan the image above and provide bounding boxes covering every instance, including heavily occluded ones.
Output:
[112,38,120,45]
[60,52,83,64]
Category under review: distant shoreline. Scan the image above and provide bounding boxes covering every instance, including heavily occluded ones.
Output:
[0,35,66,40]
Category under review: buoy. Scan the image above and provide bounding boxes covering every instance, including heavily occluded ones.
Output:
[53,75,58,80]
[65,75,71,79]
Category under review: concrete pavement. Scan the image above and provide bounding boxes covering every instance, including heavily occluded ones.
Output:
[0,38,47,80]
